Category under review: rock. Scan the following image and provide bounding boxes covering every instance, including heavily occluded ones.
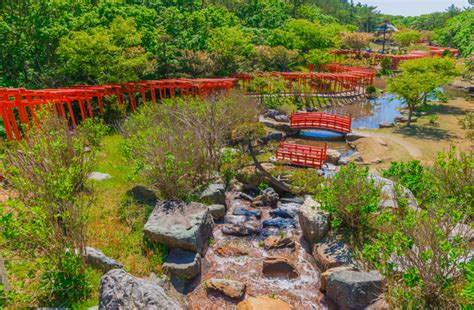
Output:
[262,218,296,229]
[233,207,262,219]
[253,187,279,208]
[326,270,384,310]
[143,200,214,255]
[200,183,226,206]
[345,131,370,142]
[84,247,123,272]
[88,172,112,181]
[270,206,298,219]
[262,131,285,143]
[239,192,255,202]
[262,256,299,279]
[313,236,352,272]
[371,175,419,211]
[264,109,288,122]
[379,121,394,128]
[215,246,249,257]
[320,266,356,293]
[395,115,417,123]
[208,204,226,220]
[280,197,304,204]
[451,223,474,242]
[236,296,291,310]
[263,236,295,250]
[338,157,349,166]
[99,269,182,309]
[162,249,201,280]
[128,185,157,205]
[236,163,277,188]
[297,197,329,243]
[206,278,246,299]
[259,116,299,135]
[326,149,342,165]
[371,158,383,164]
[222,223,258,236]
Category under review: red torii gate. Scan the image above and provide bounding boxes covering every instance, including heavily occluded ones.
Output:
[0,78,236,141]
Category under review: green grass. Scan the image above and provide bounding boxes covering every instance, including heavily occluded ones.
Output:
[79,133,167,307]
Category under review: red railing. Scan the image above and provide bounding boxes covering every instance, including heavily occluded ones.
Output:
[290,112,352,133]
[0,78,236,141]
[276,142,327,168]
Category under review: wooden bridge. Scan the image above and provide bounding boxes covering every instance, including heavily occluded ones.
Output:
[276,142,327,168]
[290,112,352,134]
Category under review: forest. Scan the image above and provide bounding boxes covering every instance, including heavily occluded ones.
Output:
[0,0,472,88]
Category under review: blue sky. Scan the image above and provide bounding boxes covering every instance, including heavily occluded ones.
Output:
[360,0,470,16]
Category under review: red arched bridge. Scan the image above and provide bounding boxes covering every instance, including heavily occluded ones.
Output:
[290,112,352,134]
[276,142,327,169]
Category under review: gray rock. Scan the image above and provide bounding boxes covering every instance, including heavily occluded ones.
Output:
[313,236,352,272]
[222,223,259,236]
[84,247,123,272]
[270,205,298,219]
[200,183,226,206]
[88,172,112,181]
[395,115,417,123]
[162,249,201,280]
[253,187,279,208]
[262,131,285,143]
[208,204,226,220]
[379,121,395,128]
[338,157,349,166]
[128,185,157,205]
[206,278,246,299]
[143,201,214,255]
[280,197,304,204]
[326,149,341,165]
[238,192,255,202]
[297,196,329,243]
[99,269,182,310]
[274,114,290,122]
[259,116,299,135]
[326,270,384,310]
[371,175,419,211]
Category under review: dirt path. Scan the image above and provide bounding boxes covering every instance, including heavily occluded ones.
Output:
[369,132,423,159]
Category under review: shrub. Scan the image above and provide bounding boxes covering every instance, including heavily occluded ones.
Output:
[365,85,376,95]
[319,163,380,235]
[459,112,474,141]
[0,110,96,306]
[122,93,259,200]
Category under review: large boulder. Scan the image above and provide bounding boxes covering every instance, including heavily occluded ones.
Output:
[371,175,419,211]
[345,131,370,142]
[313,236,352,272]
[99,269,182,310]
[297,196,329,243]
[128,185,157,205]
[162,249,201,280]
[206,278,246,299]
[84,247,123,273]
[320,266,356,293]
[236,296,291,310]
[143,201,214,255]
[326,270,384,310]
[259,116,299,135]
[200,183,226,206]
[379,121,395,128]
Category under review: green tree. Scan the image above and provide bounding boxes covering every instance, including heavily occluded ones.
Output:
[57,17,153,84]
[392,29,422,50]
[435,9,474,57]
[207,26,255,74]
[340,31,374,53]
[305,49,332,71]
[387,57,458,126]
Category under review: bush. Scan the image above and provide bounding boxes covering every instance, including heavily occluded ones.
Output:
[365,85,376,95]
[319,163,380,235]
[364,149,473,308]
[0,110,96,306]
[459,112,474,141]
[122,93,259,200]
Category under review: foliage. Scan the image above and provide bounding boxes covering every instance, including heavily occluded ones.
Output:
[178,49,218,78]
[435,9,474,57]
[305,49,332,71]
[122,93,258,200]
[459,112,474,141]
[340,31,374,51]
[255,45,301,72]
[392,29,422,49]
[365,85,376,95]
[387,57,458,126]
[56,17,155,84]
[0,110,97,306]
[319,163,380,235]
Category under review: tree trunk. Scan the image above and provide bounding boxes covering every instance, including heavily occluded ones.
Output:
[247,142,291,193]
[407,105,413,127]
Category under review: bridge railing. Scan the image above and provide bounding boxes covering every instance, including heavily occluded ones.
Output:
[276,142,327,168]
[290,112,352,133]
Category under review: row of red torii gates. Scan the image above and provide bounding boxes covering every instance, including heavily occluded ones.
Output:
[0,64,373,142]
[331,46,458,70]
